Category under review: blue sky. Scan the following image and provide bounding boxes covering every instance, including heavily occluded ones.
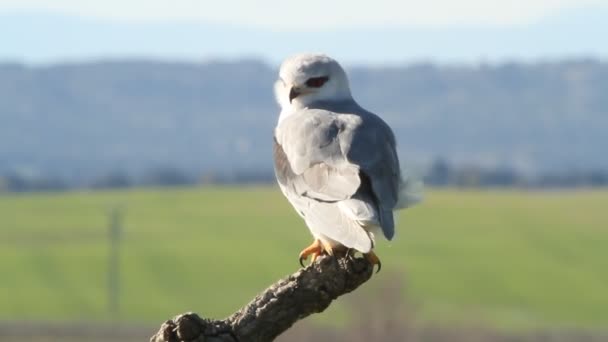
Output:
[1,0,605,28]
[1,0,607,64]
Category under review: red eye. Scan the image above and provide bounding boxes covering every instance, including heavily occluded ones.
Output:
[305,76,329,88]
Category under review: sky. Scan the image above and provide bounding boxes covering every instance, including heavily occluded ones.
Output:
[0,0,607,64]
[1,0,606,29]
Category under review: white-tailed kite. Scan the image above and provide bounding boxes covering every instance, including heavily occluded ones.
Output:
[273,53,422,271]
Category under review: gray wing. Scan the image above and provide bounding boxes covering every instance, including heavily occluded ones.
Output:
[274,110,362,202]
[347,111,401,239]
[274,109,375,252]
[274,107,400,244]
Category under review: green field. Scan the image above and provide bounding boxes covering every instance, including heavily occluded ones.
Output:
[0,187,607,331]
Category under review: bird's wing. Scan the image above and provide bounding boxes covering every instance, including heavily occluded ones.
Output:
[345,110,402,239]
[274,109,376,251]
[274,109,362,202]
[274,107,403,246]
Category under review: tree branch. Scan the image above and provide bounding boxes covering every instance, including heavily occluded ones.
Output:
[150,254,374,342]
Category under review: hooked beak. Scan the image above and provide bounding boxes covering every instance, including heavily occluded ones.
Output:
[289,87,301,103]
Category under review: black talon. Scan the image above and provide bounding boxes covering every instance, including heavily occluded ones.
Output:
[376,260,382,274]
[299,256,306,267]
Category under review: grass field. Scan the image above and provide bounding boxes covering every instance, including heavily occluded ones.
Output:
[0,187,607,331]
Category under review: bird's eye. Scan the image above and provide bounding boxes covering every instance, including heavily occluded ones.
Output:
[305,76,329,88]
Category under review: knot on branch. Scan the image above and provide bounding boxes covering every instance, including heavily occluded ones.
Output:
[151,254,374,342]
[151,313,234,342]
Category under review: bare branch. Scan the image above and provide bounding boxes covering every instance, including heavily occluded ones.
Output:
[150,254,374,342]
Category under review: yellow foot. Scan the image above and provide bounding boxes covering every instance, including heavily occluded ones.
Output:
[299,240,325,267]
[364,250,382,273]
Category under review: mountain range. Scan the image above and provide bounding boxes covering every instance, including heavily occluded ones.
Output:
[0,59,606,182]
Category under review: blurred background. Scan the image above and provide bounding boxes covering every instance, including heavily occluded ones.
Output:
[0,1,607,341]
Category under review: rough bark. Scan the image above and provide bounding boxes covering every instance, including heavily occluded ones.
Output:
[150,254,374,342]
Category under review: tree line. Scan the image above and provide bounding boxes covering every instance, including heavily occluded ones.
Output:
[2,160,607,193]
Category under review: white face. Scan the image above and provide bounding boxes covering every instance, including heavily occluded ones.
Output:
[274,53,352,110]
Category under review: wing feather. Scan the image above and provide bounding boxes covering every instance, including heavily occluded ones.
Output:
[275,110,362,202]
[274,105,409,246]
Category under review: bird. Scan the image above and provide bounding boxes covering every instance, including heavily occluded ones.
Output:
[272,53,422,272]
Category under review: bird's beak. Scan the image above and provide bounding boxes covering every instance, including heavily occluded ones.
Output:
[289,87,301,103]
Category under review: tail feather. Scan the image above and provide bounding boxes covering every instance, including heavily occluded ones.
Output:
[379,208,395,240]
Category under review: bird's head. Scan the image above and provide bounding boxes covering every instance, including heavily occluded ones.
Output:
[274,53,352,111]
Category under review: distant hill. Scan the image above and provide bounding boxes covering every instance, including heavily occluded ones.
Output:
[0,59,607,182]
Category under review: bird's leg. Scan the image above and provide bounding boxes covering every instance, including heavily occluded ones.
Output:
[364,250,382,273]
[345,248,355,260]
[298,239,324,267]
